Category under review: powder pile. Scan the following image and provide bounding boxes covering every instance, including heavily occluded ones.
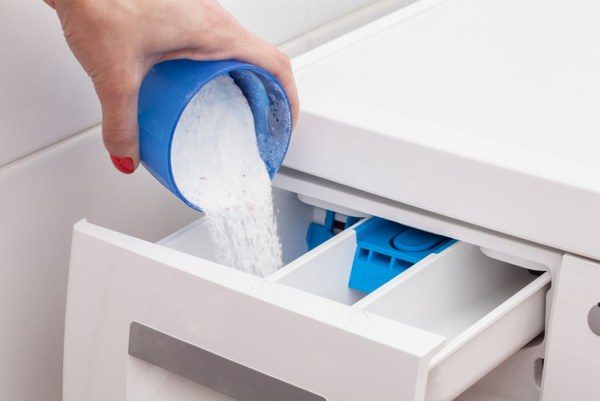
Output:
[171,74,283,277]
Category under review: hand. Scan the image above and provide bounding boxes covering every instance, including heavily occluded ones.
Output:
[43,0,299,174]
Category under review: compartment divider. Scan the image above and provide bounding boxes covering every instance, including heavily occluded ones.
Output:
[350,252,446,311]
[269,229,366,305]
[267,229,356,282]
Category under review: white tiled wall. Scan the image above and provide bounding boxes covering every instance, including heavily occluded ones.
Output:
[307,0,375,28]
[0,1,100,167]
[0,1,416,401]
[220,0,308,45]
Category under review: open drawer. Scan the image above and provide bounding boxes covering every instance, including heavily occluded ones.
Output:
[64,188,550,401]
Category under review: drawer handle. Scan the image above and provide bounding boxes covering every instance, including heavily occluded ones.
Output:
[128,322,326,401]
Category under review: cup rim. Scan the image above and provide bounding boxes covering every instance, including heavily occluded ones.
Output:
[166,63,292,212]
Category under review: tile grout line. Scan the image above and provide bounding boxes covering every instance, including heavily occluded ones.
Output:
[0,123,101,174]
[276,0,410,56]
[302,0,415,49]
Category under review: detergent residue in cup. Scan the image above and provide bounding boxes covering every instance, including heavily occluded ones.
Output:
[171,74,283,277]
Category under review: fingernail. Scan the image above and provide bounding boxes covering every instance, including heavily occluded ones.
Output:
[110,155,135,174]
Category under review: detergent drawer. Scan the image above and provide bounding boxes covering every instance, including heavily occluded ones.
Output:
[64,190,549,401]
[64,190,445,401]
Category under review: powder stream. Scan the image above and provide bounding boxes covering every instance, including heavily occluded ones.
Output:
[171,75,283,277]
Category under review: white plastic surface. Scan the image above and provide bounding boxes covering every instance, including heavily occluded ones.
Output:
[65,197,550,401]
[359,243,539,340]
[161,219,550,401]
[541,255,600,401]
[64,222,445,401]
[271,229,366,305]
[64,203,446,401]
[456,333,546,401]
[287,0,600,261]
[354,242,550,401]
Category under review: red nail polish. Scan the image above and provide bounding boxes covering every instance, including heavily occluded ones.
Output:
[110,155,135,174]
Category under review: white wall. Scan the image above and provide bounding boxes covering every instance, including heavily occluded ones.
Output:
[0,1,415,401]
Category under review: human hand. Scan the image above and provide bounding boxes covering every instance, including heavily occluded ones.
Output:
[43,0,299,174]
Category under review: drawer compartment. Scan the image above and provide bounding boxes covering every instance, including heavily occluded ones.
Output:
[353,242,551,401]
[270,229,367,305]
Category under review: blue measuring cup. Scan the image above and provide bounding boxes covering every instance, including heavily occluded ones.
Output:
[138,59,292,210]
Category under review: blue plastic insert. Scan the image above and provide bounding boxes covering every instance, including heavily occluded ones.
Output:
[348,218,455,293]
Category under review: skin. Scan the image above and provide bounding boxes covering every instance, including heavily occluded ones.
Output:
[42,0,299,173]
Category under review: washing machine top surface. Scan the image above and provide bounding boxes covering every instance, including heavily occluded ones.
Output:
[286,0,600,259]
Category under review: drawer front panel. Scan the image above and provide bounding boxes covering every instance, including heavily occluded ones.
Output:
[64,220,445,401]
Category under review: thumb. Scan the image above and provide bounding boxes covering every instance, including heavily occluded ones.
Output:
[95,71,141,174]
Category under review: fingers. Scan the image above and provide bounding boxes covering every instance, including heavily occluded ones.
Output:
[94,68,142,174]
[151,1,300,128]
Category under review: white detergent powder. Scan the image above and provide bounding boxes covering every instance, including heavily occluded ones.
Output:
[171,75,283,277]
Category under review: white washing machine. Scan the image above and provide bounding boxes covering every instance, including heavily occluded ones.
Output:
[63,0,600,400]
